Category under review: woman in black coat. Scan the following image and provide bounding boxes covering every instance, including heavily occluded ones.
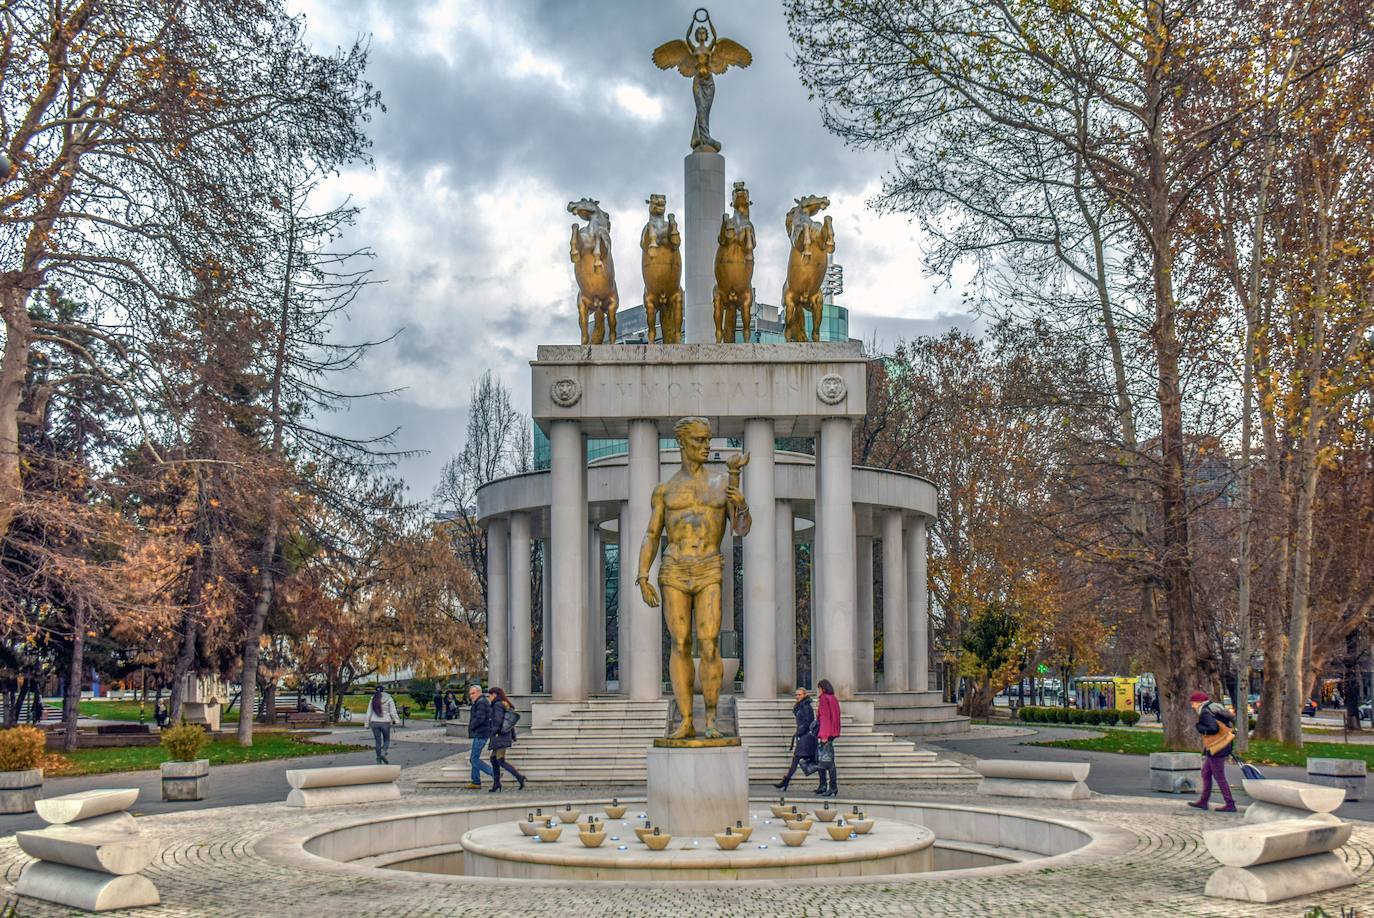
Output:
[773,687,817,791]
[486,687,526,793]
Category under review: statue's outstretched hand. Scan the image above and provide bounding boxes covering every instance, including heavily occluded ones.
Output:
[639,578,661,608]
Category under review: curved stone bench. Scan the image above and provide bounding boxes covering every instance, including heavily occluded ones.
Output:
[285,764,401,808]
[975,759,1089,800]
[1203,818,1355,903]
[36,788,138,825]
[1242,778,1345,824]
[14,787,159,911]
[17,827,159,874]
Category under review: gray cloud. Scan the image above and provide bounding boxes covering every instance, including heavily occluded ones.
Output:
[295,0,975,496]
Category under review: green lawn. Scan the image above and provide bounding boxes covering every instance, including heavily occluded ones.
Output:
[78,700,240,723]
[46,734,365,777]
[1035,728,1374,767]
[78,692,438,724]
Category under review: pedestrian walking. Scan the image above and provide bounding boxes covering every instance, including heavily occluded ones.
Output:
[486,687,526,793]
[815,678,841,797]
[773,687,816,791]
[1188,690,1237,812]
[433,688,445,720]
[364,684,401,764]
[465,683,496,789]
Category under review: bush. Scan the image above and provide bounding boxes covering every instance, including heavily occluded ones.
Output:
[1085,710,1103,725]
[0,726,45,772]
[1100,709,1120,727]
[1069,709,1086,724]
[1119,710,1141,726]
[161,723,209,762]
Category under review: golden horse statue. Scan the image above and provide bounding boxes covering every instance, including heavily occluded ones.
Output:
[568,198,619,345]
[640,194,683,343]
[781,194,835,342]
[713,181,755,343]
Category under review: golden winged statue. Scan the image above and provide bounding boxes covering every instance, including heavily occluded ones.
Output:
[652,9,752,153]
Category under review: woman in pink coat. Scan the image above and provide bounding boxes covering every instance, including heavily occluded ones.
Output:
[815,679,841,797]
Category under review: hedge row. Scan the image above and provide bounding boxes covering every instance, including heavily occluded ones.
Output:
[1017,705,1141,727]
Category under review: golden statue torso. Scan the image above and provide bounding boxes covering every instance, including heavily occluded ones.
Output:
[659,468,731,566]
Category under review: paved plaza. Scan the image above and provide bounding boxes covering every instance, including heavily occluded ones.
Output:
[2,729,1373,917]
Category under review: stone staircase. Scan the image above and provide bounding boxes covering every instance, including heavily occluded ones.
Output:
[419,698,666,787]
[416,695,974,788]
[734,698,974,783]
[859,691,971,738]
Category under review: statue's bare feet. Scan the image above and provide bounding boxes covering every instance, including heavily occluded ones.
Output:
[668,719,695,740]
[703,726,723,739]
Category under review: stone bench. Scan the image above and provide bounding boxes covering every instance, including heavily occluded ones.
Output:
[15,788,159,911]
[285,711,328,726]
[1149,752,1201,794]
[284,764,401,807]
[975,759,1090,800]
[1242,778,1344,825]
[1307,758,1366,801]
[1203,818,1355,903]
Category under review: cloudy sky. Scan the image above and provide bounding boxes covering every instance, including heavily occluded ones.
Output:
[291,0,976,497]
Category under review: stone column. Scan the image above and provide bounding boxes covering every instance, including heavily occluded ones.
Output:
[509,511,532,695]
[816,418,857,697]
[683,150,726,343]
[742,418,777,698]
[811,441,824,682]
[721,532,735,632]
[549,420,587,702]
[774,501,796,693]
[881,510,908,693]
[589,526,605,694]
[906,518,930,693]
[541,540,551,692]
[855,535,875,692]
[485,516,509,689]
[626,420,662,699]
[616,502,629,693]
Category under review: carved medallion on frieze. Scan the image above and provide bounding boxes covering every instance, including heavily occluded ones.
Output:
[551,378,582,408]
[817,374,847,405]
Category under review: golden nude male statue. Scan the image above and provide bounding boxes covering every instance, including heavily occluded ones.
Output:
[637,418,751,739]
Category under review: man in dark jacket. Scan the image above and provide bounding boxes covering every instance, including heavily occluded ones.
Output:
[466,683,496,789]
[1188,690,1236,812]
[772,687,817,791]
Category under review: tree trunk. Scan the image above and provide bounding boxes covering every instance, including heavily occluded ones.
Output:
[169,606,199,725]
[62,605,85,752]
[262,680,278,726]
[1342,630,1363,732]
[0,288,33,541]
[236,511,278,747]
[236,189,294,747]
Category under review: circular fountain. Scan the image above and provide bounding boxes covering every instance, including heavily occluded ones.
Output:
[266,796,1131,887]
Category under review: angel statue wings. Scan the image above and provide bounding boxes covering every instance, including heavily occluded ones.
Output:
[652,9,752,153]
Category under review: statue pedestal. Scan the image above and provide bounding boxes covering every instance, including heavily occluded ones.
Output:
[647,740,749,837]
[683,150,725,343]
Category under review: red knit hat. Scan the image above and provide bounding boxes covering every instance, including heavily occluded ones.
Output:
[1189,691,1209,703]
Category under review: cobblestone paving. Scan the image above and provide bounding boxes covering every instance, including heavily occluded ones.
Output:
[2,772,1373,916]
